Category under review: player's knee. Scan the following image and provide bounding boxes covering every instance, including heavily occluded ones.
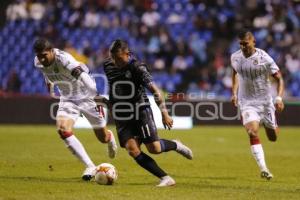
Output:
[247,128,258,138]
[127,147,141,158]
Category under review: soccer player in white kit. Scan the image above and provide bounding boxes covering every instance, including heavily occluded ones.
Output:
[231,30,284,180]
[33,38,118,181]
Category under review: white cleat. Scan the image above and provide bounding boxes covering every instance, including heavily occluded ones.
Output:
[107,130,118,159]
[173,140,193,160]
[156,176,176,187]
[261,170,273,180]
[82,166,96,181]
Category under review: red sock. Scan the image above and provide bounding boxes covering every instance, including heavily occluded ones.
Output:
[250,137,260,145]
[58,130,73,139]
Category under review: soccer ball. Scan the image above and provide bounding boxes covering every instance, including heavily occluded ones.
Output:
[94,163,117,185]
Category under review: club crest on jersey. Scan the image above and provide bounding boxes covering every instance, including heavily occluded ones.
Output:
[125,71,132,78]
[253,60,258,65]
[54,65,59,73]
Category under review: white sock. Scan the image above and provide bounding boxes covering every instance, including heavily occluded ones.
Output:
[250,144,268,171]
[64,135,95,168]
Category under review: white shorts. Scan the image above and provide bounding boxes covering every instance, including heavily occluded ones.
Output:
[57,98,106,128]
[240,103,277,129]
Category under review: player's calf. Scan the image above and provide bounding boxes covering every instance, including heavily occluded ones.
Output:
[146,143,161,154]
[94,128,117,158]
[93,127,110,143]
[264,126,278,142]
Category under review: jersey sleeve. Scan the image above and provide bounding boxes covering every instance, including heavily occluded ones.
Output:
[136,64,153,89]
[34,56,43,69]
[56,50,81,71]
[230,54,238,71]
[264,52,280,75]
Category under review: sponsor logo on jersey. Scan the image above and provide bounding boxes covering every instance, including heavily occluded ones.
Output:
[244,112,250,119]
[54,65,59,73]
[125,71,132,78]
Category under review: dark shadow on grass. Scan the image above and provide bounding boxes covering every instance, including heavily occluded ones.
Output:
[121,182,153,186]
[176,181,300,194]
[184,176,238,181]
[0,176,82,183]
[0,176,153,186]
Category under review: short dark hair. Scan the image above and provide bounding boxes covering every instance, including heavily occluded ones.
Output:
[238,29,253,39]
[109,39,128,55]
[33,38,53,53]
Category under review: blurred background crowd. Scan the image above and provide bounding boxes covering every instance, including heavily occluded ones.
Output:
[0,0,299,99]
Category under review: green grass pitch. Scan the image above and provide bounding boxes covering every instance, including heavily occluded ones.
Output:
[0,125,299,200]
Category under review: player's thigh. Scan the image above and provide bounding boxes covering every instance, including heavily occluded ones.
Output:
[56,101,79,131]
[262,105,278,141]
[262,105,277,130]
[138,107,159,145]
[80,99,107,129]
[114,120,137,148]
[241,108,260,136]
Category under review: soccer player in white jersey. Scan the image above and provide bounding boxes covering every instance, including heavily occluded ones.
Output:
[231,30,284,180]
[33,38,118,181]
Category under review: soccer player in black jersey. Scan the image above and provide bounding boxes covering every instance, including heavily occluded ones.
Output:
[103,39,193,187]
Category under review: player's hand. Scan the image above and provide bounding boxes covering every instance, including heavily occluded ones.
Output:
[275,97,284,113]
[162,111,173,130]
[94,95,110,107]
[231,94,238,107]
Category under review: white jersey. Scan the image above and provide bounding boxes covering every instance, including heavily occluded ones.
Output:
[34,48,95,100]
[231,48,279,105]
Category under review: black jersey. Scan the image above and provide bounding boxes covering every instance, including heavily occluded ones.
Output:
[103,58,153,108]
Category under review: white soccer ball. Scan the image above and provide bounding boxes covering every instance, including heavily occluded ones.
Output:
[94,163,117,185]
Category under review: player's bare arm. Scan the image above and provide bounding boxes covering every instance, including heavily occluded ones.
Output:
[147,82,173,130]
[272,72,285,112]
[231,68,238,107]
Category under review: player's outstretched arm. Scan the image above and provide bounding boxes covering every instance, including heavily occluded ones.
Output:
[231,69,238,107]
[148,83,173,130]
[273,72,284,112]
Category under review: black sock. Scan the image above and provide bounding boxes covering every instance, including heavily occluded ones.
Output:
[134,152,167,178]
[160,139,177,152]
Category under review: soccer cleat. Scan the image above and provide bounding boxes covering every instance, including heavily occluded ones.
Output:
[173,140,193,160]
[107,130,118,159]
[82,166,96,181]
[156,176,176,187]
[261,170,273,180]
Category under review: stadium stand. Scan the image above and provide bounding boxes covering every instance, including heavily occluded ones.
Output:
[0,0,299,98]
